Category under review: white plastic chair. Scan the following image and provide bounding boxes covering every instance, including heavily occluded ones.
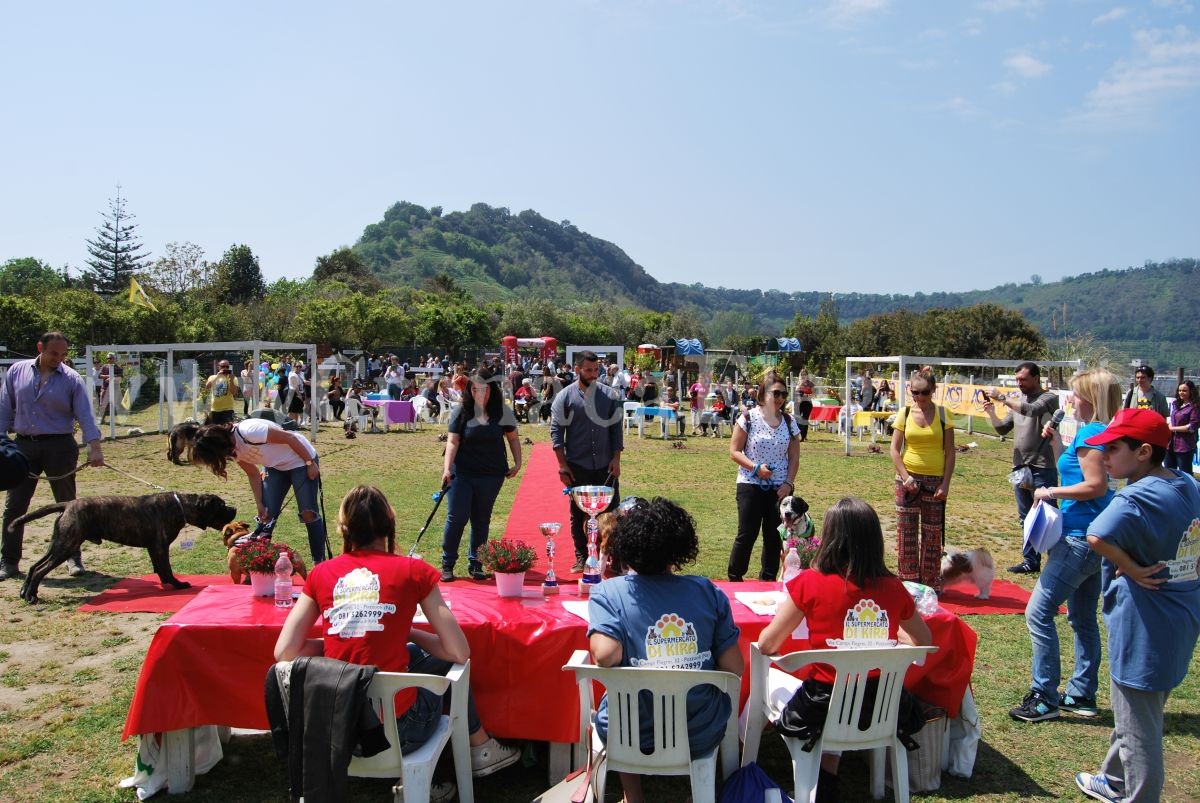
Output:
[741,644,937,803]
[435,394,452,424]
[564,649,740,803]
[343,397,375,433]
[347,661,474,803]
[622,402,642,434]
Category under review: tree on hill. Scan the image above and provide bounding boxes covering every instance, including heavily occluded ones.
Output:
[313,247,380,293]
[215,244,266,304]
[84,187,150,296]
[146,241,211,296]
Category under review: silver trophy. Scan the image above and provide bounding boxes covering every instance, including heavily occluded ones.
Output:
[539,521,562,595]
[568,485,614,594]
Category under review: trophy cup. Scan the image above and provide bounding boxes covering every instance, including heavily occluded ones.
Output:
[568,485,614,596]
[539,522,561,595]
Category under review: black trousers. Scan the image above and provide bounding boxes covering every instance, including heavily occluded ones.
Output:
[728,483,783,581]
[796,400,813,441]
[2,436,82,567]
[567,463,619,561]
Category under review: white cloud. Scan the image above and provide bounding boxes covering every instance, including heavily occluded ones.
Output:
[1005,52,1053,76]
[1093,7,1129,25]
[924,96,982,119]
[1069,25,1200,127]
[979,0,1044,13]
[824,0,890,28]
[1153,0,1193,11]
[992,80,1018,95]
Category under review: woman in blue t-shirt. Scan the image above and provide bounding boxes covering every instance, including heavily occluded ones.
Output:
[588,498,743,803]
[439,371,521,582]
[1010,368,1121,723]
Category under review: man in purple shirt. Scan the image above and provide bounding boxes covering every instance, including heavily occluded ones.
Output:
[0,332,105,580]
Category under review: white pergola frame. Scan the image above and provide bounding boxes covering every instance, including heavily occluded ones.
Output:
[85,340,319,441]
[841,355,1085,455]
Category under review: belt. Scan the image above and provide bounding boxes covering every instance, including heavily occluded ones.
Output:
[15,433,74,441]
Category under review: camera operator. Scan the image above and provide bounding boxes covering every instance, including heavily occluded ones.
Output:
[205,360,241,425]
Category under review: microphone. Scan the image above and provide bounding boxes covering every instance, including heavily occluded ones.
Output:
[1043,408,1065,440]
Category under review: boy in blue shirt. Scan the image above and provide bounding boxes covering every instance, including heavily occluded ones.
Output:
[1074,409,1200,803]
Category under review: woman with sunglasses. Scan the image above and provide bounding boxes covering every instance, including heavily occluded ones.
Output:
[1166,380,1199,474]
[889,367,955,592]
[727,374,800,581]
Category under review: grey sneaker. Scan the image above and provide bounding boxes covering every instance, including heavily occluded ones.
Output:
[470,737,520,777]
[1075,772,1124,802]
[1009,690,1059,722]
[1060,694,1099,717]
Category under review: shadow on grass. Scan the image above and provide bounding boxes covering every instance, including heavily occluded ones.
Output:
[934,739,1056,799]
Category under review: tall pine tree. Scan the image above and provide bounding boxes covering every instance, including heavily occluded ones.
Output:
[85,186,150,296]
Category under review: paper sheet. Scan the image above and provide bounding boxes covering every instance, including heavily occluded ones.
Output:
[734,590,785,617]
[561,600,591,623]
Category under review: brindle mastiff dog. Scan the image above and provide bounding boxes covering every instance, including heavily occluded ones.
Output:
[11,493,237,603]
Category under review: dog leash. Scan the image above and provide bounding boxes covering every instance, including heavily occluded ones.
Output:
[32,462,90,482]
[104,462,171,492]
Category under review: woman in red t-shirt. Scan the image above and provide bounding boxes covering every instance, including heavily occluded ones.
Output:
[275,485,520,779]
[758,497,931,800]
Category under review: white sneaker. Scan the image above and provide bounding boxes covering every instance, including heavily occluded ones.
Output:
[470,737,520,777]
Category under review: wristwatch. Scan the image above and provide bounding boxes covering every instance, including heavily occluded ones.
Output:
[304,460,314,467]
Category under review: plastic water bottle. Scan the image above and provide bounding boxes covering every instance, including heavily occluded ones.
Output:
[781,542,803,591]
[274,552,293,608]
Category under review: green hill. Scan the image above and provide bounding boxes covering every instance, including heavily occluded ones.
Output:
[354,201,1199,368]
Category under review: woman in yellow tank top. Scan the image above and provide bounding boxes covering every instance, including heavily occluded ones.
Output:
[889,367,956,592]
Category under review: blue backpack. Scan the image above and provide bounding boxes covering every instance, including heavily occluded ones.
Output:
[719,761,793,803]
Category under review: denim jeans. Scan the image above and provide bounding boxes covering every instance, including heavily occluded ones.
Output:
[1025,535,1102,700]
[440,473,506,571]
[397,644,482,754]
[1014,465,1058,567]
[263,463,327,564]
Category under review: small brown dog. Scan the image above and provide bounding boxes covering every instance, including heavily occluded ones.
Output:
[222,521,308,584]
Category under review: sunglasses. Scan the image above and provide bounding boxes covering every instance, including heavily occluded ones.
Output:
[769,390,789,399]
[909,388,932,397]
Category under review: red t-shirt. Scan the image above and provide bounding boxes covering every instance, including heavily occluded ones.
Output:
[784,570,916,683]
[303,549,440,712]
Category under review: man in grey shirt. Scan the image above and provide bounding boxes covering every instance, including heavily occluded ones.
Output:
[550,351,623,572]
[983,361,1059,574]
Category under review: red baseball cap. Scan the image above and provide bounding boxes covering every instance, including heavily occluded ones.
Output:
[1084,408,1170,449]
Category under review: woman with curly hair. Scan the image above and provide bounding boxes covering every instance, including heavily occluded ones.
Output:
[191,418,328,564]
[587,497,743,803]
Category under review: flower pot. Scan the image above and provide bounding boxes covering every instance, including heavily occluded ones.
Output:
[249,571,275,597]
[494,571,526,598]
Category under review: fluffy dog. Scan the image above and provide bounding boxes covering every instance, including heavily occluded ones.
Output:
[940,548,995,599]
[13,492,237,603]
[221,520,308,584]
[166,422,202,464]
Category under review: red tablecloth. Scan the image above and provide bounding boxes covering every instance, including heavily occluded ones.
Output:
[808,405,842,423]
[361,399,415,424]
[123,581,974,743]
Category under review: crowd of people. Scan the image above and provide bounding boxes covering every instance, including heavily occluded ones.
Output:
[2,333,1199,802]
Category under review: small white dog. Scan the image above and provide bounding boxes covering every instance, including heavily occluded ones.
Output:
[940,548,996,599]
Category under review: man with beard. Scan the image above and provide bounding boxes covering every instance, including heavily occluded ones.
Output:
[551,351,623,573]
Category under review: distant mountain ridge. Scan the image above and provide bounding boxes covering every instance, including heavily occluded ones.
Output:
[353,201,1198,367]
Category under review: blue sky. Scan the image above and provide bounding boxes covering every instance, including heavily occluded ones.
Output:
[2,0,1197,295]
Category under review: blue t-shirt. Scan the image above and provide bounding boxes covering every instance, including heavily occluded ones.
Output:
[1089,471,1200,691]
[587,574,741,757]
[1058,422,1114,537]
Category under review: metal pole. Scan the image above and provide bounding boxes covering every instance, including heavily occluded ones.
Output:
[157,358,165,434]
[967,374,975,435]
[192,361,199,422]
[844,358,851,456]
[166,350,175,429]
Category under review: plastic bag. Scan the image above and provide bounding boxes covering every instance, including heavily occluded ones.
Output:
[903,581,940,617]
[719,761,793,803]
[944,686,981,778]
[1008,466,1033,490]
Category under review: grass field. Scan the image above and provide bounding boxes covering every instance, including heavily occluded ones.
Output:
[0,417,1196,802]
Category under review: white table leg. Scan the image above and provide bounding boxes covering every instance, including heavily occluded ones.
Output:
[163,728,196,794]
